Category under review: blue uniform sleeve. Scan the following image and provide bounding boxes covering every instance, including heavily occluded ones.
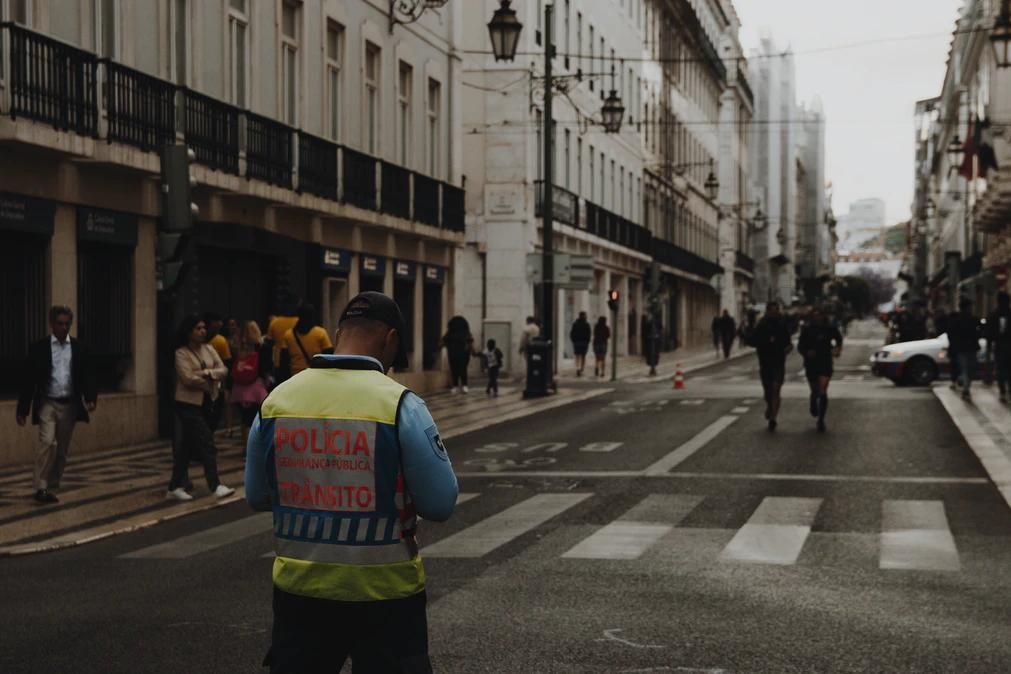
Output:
[398,392,458,522]
[244,413,275,512]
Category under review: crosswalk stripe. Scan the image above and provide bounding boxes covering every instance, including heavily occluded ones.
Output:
[456,493,480,505]
[422,493,592,558]
[561,494,702,560]
[719,497,822,565]
[879,500,960,572]
[731,407,749,414]
[644,415,738,475]
[120,513,272,559]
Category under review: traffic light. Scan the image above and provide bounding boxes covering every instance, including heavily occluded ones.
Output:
[607,289,620,312]
[158,145,198,293]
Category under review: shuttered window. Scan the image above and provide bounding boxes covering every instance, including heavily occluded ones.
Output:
[0,234,47,396]
[77,243,132,391]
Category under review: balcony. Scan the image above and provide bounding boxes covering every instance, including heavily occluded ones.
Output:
[0,23,465,235]
[735,251,755,274]
[653,238,722,279]
[3,23,98,136]
[584,200,652,255]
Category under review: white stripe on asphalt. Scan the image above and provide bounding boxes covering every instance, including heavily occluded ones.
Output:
[580,442,623,453]
[719,497,822,565]
[562,494,702,560]
[879,500,960,572]
[644,416,739,476]
[121,513,272,559]
[422,493,592,558]
[731,407,749,414]
[456,493,480,505]
[679,399,706,406]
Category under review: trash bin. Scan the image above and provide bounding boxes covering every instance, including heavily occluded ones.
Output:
[522,339,552,399]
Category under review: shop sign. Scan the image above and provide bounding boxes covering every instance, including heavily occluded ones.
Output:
[0,192,55,236]
[394,260,417,280]
[360,255,387,278]
[321,247,351,275]
[424,265,445,285]
[77,206,138,247]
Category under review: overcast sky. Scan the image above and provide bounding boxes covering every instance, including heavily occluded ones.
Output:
[733,0,963,226]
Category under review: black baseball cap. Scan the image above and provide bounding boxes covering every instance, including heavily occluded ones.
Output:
[339,292,409,370]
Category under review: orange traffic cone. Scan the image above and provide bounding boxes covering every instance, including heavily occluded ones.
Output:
[672,364,685,390]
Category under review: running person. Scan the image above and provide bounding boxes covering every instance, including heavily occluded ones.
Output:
[798,307,844,432]
[748,301,793,432]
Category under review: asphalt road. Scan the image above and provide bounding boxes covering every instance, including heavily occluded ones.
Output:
[3,321,1009,673]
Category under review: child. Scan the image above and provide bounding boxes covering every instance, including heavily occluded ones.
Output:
[483,339,504,397]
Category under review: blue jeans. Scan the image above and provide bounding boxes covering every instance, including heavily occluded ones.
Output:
[955,353,976,392]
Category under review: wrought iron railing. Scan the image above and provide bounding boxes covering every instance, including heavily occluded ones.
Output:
[414,173,440,227]
[297,132,338,200]
[653,237,722,279]
[4,23,98,135]
[342,147,377,210]
[104,60,176,151]
[245,112,292,188]
[183,88,239,174]
[381,161,411,220]
[735,251,755,274]
[442,184,466,233]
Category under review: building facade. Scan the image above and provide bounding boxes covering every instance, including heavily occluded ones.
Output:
[0,0,466,466]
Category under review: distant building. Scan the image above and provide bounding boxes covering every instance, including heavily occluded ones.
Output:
[836,198,887,252]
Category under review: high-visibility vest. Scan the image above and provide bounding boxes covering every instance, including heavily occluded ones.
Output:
[259,364,424,602]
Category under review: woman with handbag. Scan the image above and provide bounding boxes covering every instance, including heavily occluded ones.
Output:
[230,320,271,450]
[168,315,236,501]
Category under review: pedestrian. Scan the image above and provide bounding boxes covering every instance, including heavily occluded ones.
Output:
[718,309,737,359]
[229,320,271,449]
[443,315,474,394]
[245,291,458,674]
[593,316,610,378]
[570,311,591,376]
[204,312,232,432]
[519,315,540,356]
[641,313,660,376]
[483,338,504,397]
[747,301,793,432]
[16,305,97,504]
[266,298,300,384]
[946,298,981,401]
[986,292,1011,403]
[168,315,235,501]
[279,303,333,380]
[711,314,721,357]
[798,307,843,433]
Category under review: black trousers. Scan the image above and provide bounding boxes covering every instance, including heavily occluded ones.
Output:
[487,366,500,394]
[448,352,470,387]
[266,587,433,674]
[169,402,221,491]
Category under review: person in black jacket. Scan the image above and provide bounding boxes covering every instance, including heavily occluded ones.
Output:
[986,292,1011,402]
[16,305,97,504]
[748,301,793,432]
[947,298,981,400]
[570,312,591,376]
[798,307,843,432]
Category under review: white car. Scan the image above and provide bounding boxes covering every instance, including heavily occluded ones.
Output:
[870,334,989,386]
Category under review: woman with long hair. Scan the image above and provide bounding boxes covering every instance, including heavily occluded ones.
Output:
[230,320,271,449]
[168,315,235,501]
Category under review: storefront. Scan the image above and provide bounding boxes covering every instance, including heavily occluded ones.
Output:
[422,265,445,370]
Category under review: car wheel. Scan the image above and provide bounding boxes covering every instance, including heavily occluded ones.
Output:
[904,357,937,386]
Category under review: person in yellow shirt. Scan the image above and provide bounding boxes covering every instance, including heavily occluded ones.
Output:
[279,303,334,378]
[266,312,298,370]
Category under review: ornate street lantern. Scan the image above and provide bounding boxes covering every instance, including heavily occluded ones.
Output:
[947,135,964,167]
[992,0,1011,68]
[601,90,625,134]
[776,226,788,247]
[487,0,523,63]
[704,170,719,201]
[753,208,768,231]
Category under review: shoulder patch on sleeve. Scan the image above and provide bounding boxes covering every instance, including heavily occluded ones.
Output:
[424,425,449,461]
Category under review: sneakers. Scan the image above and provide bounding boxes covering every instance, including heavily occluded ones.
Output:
[809,395,819,418]
[213,484,236,498]
[166,488,194,501]
[461,386,470,394]
[33,489,59,504]
[962,390,971,401]
[768,419,777,432]
[817,419,827,433]
[451,386,460,394]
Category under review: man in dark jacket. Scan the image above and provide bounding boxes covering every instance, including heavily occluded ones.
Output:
[946,298,981,400]
[748,301,793,431]
[570,312,591,376]
[986,292,1011,402]
[717,310,737,359]
[16,305,97,504]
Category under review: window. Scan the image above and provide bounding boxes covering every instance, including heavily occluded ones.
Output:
[563,0,569,69]
[563,129,571,189]
[535,0,542,45]
[427,78,441,177]
[610,159,616,209]
[576,137,583,196]
[398,62,413,166]
[619,167,625,215]
[0,233,46,397]
[588,145,595,201]
[535,109,543,180]
[228,0,249,107]
[576,13,582,75]
[78,244,133,392]
[12,0,31,25]
[325,20,343,142]
[172,0,188,85]
[280,1,300,126]
[95,0,117,58]
[599,152,605,207]
[364,42,381,155]
[588,26,594,91]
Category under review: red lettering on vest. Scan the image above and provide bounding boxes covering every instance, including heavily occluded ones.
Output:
[355,486,373,509]
[352,431,371,456]
[291,429,308,453]
[275,426,290,451]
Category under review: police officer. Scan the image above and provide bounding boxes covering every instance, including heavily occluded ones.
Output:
[246,291,458,674]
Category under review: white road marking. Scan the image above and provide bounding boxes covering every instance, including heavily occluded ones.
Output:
[679,399,706,406]
[121,513,272,559]
[880,500,960,572]
[935,387,1011,509]
[719,497,822,565]
[731,407,749,414]
[595,628,665,649]
[580,442,623,453]
[561,494,701,560]
[643,416,739,476]
[456,493,480,505]
[422,493,592,558]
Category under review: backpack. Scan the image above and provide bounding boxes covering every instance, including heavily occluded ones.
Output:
[232,351,260,386]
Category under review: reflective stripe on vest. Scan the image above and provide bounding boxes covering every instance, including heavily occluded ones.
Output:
[261,367,424,601]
